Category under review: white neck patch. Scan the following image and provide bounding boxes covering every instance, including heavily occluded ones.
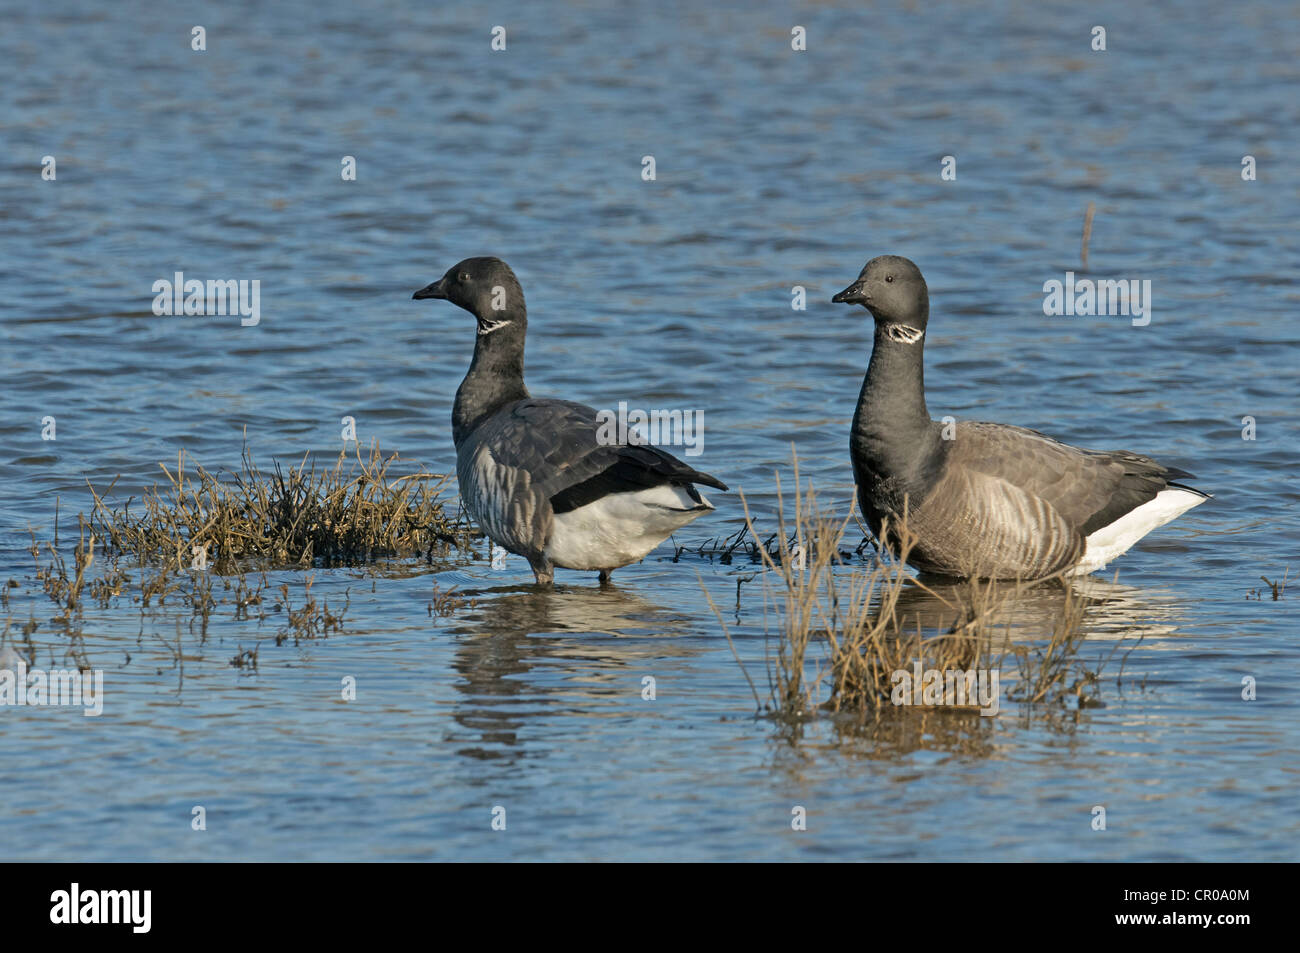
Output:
[883,323,924,344]
[477,318,513,336]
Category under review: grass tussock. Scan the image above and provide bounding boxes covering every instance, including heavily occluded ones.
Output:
[88,442,469,573]
[2,442,481,678]
[705,454,1129,723]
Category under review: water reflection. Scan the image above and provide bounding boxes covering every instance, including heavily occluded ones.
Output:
[443,584,696,762]
[759,573,1195,762]
[772,707,1000,765]
[891,575,1190,645]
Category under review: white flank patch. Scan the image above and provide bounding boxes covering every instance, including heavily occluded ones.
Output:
[1069,487,1207,575]
[545,484,713,571]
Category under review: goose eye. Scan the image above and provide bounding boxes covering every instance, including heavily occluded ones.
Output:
[885,275,894,283]
[459,273,470,282]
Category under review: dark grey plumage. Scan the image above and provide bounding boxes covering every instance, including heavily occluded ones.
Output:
[414,257,726,586]
[832,255,1207,579]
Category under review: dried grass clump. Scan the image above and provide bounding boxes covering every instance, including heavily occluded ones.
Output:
[88,443,470,572]
[6,440,480,675]
[707,453,1125,723]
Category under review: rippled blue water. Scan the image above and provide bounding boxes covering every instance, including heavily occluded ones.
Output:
[1,0,1297,860]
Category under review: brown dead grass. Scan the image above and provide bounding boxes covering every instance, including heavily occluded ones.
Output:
[705,453,1126,722]
[87,442,469,572]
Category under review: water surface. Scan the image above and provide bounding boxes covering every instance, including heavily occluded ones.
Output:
[1,0,1297,860]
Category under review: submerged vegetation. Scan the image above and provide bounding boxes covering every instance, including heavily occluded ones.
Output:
[705,455,1141,726]
[1,443,480,676]
[274,574,348,646]
[1248,568,1289,601]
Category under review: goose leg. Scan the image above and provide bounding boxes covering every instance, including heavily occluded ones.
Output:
[597,569,612,585]
[528,555,554,587]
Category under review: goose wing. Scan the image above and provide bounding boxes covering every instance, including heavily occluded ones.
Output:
[950,422,1194,534]
[457,399,727,552]
[908,421,1194,576]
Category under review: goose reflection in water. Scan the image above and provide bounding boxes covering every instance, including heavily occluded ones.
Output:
[887,574,1190,646]
[441,583,697,763]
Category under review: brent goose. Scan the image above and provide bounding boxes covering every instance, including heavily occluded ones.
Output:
[413,257,727,586]
[832,255,1208,579]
